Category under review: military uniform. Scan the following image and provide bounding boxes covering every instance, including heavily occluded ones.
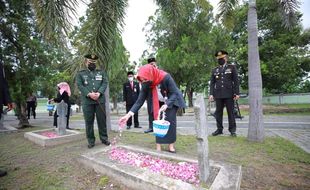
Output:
[76,54,109,147]
[210,50,239,136]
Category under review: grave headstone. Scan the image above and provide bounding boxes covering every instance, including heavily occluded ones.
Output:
[57,100,67,135]
[194,94,210,182]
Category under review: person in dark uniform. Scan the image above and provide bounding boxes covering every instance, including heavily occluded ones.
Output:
[51,82,72,129]
[123,71,141,129]
[76,54,110,148]
[0,62,13,177]
[26,93,37,119]
[209,50,240,137]
[119,64,186,153]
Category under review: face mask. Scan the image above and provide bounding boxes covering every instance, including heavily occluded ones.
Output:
[128,77,134,81]
[88,62,96,71]
[218,58,225,65]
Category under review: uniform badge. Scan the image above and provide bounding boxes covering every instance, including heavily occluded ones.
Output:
[134,88,137,92]
[225,68,232,74]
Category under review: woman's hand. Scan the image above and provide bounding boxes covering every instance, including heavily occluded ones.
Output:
[159,104,168,112]
[119,114,131,126]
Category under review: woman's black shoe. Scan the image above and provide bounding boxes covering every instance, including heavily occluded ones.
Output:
[144,129,153,133]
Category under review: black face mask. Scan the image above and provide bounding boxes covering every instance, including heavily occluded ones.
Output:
[218,58,225,65]
[88,63,96,71]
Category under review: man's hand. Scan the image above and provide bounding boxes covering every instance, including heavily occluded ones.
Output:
[88,92,100,101]
[233,95,240,101]
[208,95,214,102]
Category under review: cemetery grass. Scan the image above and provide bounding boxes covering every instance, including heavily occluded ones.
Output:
[0,127,127,190]
[1,128,309,190]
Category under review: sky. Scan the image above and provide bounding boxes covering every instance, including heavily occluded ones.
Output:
[75,0,310,63]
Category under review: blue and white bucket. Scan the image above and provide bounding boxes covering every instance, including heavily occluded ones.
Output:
[47,104,55,111]
[153,111,170,137]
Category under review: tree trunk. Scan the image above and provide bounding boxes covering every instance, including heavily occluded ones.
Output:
[16,102,30,128]
[247,0,265,142]
[105,84,112,131]
[112,96,118,114]
[187,88,194,107]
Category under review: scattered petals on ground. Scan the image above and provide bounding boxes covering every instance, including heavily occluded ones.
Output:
[108,147,199,185]
[40,131,59,138]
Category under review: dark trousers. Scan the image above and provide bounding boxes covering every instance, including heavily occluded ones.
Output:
[27,101,36,119]
[53,105,70,128]
[82,103,107,145]
[126,104,139,127]
[214,98,236,133]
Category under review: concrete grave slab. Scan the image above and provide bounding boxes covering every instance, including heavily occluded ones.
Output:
[78,145,242,190]
[24,128,84,147]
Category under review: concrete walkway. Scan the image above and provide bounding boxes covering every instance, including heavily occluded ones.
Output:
[1,111,310,153]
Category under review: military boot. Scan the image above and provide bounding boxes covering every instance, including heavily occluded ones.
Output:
[212,129,223,136]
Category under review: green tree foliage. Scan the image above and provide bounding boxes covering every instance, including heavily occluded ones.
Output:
[0,0,69,126]
[230,0,309,93]
[145,0,232,106]
[69,12,130,109]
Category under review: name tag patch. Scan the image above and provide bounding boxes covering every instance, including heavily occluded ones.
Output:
[95,75,102,81]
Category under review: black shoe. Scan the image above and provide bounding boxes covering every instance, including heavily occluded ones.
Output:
[144,129,153,133]
[87,144,95,149]
[0,170,7,177]
[134,126,142,128]
[230,133,237,137]
[102,140,111,146]
[168,150,176,154]
[212,129,223,136]
[66,127,73,130]
[126,126,131,129]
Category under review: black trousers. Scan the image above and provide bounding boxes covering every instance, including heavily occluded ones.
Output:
[126,104,139,127]
[214,98,236,133]
[27,101,36,119]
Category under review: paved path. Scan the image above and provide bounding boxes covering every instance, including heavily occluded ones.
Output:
[1,112,310,153]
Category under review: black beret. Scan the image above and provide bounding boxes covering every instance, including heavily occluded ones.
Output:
[127,71,134,75]
[147,57,156,63]
[84,54,99,60]
[215,50,228,59]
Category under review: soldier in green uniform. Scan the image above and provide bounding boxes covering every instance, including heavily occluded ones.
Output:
[76,54,110,148]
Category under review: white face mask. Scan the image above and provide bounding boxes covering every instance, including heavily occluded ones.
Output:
[128,77,134,81]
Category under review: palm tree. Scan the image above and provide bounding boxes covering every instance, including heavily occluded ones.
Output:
[218,0,300,142]
[30,0,180,129]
